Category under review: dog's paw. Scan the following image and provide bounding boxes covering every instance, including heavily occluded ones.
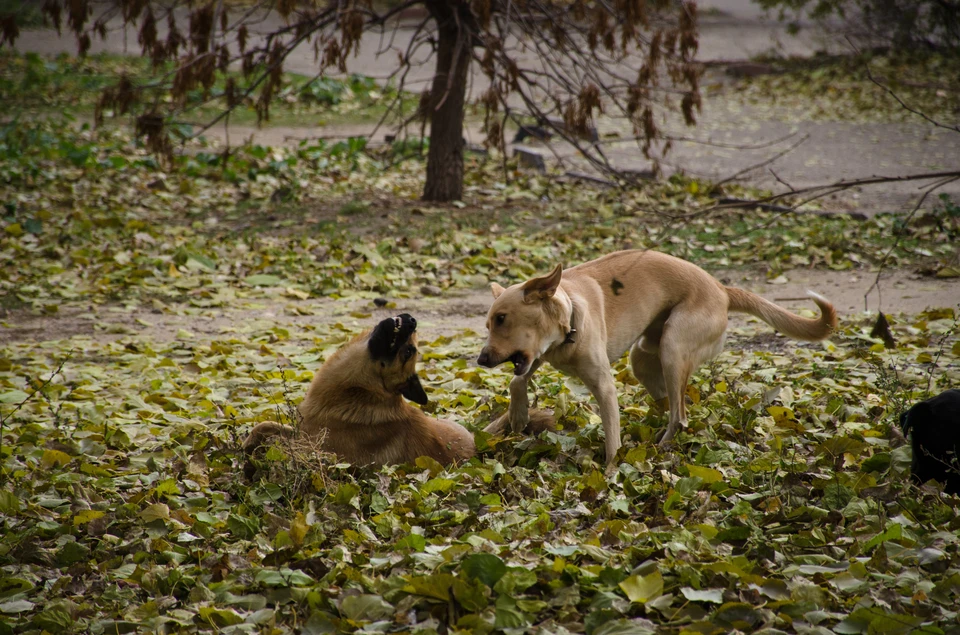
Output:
[655,424,679,448]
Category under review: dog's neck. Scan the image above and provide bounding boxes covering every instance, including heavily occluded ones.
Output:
[541,287,577,355]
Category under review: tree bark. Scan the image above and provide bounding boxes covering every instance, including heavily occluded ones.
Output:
[422,1,471,202]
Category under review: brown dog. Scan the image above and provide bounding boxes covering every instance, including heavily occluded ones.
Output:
[243,314,475,466]
[478,250,837,464]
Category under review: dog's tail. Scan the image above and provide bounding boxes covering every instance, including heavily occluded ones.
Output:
[242,421,297,453]
[725,287,837,341]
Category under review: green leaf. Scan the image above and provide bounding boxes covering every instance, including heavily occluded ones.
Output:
[713,602,764,629]
[339,594,393,621]
[823,483,856,510]
[404,573,455,601]
[0,600,34,614]
[0,390,29,404]
[198,607,245,627]
[245,274,284,287]
[861,452,891,473]
[227,513,260,539]
[55,541,90,566]
[680,587,724,604]
[0,490,20,514]
[494,595,528,630]
[619,571,663,604]
[461,553,507,588]
[333,483,360,507]
[421,477,456,494]
[863,523,902,552]
[451,578,489,612]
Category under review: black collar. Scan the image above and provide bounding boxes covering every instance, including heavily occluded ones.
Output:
[563,302,578,345]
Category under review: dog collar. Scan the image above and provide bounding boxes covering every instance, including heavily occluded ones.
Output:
[563,301,579,345]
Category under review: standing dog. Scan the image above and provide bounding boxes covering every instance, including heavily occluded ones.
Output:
[243,314,475,466]
[478,250,837,464]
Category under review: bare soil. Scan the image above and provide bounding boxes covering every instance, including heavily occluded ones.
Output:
[3,268,956,348]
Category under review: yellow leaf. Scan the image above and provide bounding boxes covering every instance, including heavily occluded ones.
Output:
[285,288,310,300]
[686,385,700,404]
[41,449,72,469]
[73,510,106,526]
[4,223,23,237]
[916,352,933,363]
[766,406,795,423]
[686,464,724,484]
[715,381,727,393]
[290,512,308,547]
[140,503,170,523]
[168,263,180,277]
[696,524,718,539]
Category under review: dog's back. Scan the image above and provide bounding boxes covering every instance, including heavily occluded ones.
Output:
[900,389,960,494]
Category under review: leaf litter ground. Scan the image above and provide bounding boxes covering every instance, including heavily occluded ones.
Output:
[1,113,960,634]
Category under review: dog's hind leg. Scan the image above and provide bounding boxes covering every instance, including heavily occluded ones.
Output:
[630,344,667,402]
[656,309,727,447]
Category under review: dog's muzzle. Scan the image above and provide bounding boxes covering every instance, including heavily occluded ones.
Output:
[477,348,495,368]
[477,348,529,376]
[509,352,530,376]
[369,313,417,360]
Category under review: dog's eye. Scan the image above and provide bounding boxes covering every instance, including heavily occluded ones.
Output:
[495,313,506,326]
[402,345,416,361]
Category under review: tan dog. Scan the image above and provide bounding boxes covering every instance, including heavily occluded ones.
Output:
[243,314,475,466]
[478,250,837,464]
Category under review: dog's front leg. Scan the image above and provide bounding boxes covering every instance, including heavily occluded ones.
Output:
[582,369,622,466]
[484,359,542,435]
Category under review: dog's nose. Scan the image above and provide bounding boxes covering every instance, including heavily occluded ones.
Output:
[477,350,492,367]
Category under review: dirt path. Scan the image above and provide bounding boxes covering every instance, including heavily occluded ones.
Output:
[4,268,957,347]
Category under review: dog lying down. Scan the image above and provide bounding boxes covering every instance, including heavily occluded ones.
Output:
[900,389,960,495]
[243,314,476,467]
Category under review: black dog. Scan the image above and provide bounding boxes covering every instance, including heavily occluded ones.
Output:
[900,389,960,494]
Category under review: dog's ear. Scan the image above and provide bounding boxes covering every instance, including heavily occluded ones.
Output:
[399,374,429,405]
[522,263,563,302]
[491,282,505,299]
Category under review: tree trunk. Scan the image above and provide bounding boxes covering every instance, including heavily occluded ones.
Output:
[422,1,471,202]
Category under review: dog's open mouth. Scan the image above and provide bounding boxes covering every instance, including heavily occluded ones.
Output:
[509,351,530,376]
[369,313,417,360]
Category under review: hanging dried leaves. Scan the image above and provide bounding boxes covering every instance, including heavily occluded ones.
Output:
[9,0,703,195]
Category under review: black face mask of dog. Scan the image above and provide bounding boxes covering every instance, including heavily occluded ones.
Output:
[368,313,428,405]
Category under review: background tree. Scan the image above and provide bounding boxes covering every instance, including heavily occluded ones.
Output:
[1,0,702,202]
[754,0,959,51]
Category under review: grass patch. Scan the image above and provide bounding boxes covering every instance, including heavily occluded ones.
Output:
[730,50,960,123]
[0,50,421,128]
